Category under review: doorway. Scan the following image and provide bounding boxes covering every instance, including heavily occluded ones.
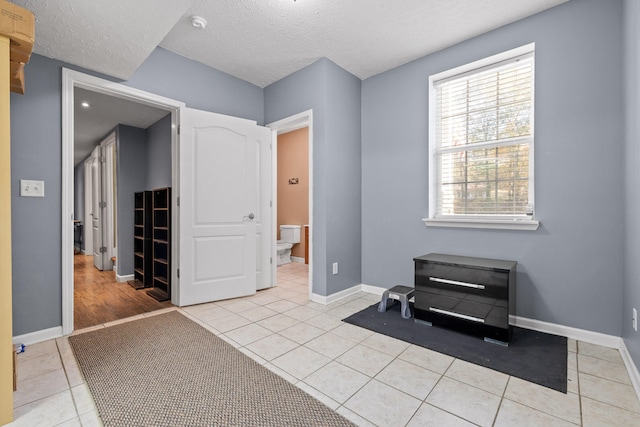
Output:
[62,68,184,334]
[71,86,175,329]
[267,110,314,297]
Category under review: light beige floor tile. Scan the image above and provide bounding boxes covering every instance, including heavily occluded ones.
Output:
[398,344,455,374]
[304,332,357,359]
[237,305,279,322]
[182,304,232,323]
[278,323,325,344]
[271,346,331,380]
[578,353,632,385]
[445,359,509,396]
[11,390,77,427]
[375,359,441,400]
[13,368,70,408]
[62,360,84,388]
[406,403,477,427]
[336,344,394,377]
[257,313,299,332]
[245,291,281,306]
[304,301,335,312]
[331,323,375,343]
[55,337,75,361]
[360,293,383,303]
[70,384,97,415]
[265,299,301,313]
[303,362,370,403]
[56,418,82,427]
[295,382,340,410]
[335,407,377,427]
[495,399,579,427]
[217,334,242,348]
[581,396,640,427]
[342,298,377,312]
[17,351,63,382]
[567,339,577,353]
[567,352,579,395]
[578,372,640,413]
[303,312,344,331]
[360,333,410,357]
[504,377,581,425]
[223,323,273,346]
[344,379,421,427]
[327,304,361,319]
[245,334,299,361]
[237,347,268,365]
[216,298,260,313]
[78,410,104,427]
[263,363,298,384]
[205,313,252,333]
[15,341,58,362]
[426,377,502,427]
[283,306,321,322]
[577,342,623,364]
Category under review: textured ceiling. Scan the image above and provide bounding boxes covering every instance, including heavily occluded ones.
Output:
[13,0,568,87]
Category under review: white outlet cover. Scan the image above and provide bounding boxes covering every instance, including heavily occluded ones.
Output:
[20,180,45,197]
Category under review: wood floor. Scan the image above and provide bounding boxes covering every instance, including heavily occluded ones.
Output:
[74,254,172,330]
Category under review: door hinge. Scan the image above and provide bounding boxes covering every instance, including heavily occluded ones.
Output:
[99,247,107,253]
[99,156,105,163]
[177,125,180,135]
[177,269,180,278]
[99,201,107,208]
[177,197,180,207]
[270,200,272,208]
[270,257,272,265]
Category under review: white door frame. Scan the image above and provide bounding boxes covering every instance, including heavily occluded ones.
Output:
[62,68,184,335]
[100,132,117,271]
[83,157,93,255]
[266,110,313,296]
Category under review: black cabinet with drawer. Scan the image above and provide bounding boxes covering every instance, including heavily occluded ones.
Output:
[414,253,517,343]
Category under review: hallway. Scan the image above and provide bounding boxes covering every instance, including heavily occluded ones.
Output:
[74,255,172,329]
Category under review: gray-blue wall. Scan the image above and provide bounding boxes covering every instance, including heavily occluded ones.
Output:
[116,125,148,277]
[146,114,172,190]
[264,58,362,297]
[10,49,264,336]
[623,0,640,369]
[361,0,625,336]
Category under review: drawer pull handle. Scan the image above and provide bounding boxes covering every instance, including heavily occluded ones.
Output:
[429,307,485,323]
[429,277,485,290]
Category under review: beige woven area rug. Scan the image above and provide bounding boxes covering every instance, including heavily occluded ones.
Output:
[69,310,355,427]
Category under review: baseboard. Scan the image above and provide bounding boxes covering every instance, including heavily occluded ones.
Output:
[12,326,63,346]
[509,315,622,349]
[116,273,134,283]
[620,340,640,401]
[291,256,305,263]
[310,284,363,305]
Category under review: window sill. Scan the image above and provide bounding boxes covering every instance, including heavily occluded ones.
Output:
[422,217,540,231]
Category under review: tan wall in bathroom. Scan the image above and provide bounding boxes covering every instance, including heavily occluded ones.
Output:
[277,127,309,259]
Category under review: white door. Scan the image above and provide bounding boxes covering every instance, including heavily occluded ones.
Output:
[100,133,116,271]
[90,146,105,270]
[256,127,273,290]
[177,108,258,306]
[83,158,93,255]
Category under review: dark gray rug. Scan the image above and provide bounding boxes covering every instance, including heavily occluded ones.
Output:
[343,302,567,393]
[69,311,355,427]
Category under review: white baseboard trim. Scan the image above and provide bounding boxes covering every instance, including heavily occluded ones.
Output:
[620,340,640,401]
[310,284,363,305]
[291,257,305,263]
[116,273,134,283]
[13,326,63,346]
[509,315,622,349]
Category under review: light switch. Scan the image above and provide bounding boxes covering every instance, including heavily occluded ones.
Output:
[20,180,45,197]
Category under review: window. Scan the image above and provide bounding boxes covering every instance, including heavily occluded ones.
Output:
[425,44,539,230]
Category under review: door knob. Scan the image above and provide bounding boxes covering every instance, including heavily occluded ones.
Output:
[244,213,255,221]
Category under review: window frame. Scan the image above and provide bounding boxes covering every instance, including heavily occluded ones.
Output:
[424,43,539,231]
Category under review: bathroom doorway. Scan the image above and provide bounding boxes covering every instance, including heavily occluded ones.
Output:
[268,110,313,297]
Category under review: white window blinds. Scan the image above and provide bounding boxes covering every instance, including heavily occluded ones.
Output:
[432,51,534,218]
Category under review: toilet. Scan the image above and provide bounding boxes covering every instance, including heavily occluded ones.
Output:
[277,225,301,265]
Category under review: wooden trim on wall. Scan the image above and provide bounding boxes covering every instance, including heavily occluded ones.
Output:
[0,36,15,425]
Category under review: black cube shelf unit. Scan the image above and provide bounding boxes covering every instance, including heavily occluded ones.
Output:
[146,187,171,302]
[128,191,152,290]
[413,253,517,344]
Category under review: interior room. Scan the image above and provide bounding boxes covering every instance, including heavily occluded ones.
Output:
[2,0,640,426]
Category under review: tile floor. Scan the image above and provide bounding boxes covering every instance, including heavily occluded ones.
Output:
[9,262,640,426]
